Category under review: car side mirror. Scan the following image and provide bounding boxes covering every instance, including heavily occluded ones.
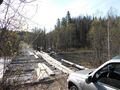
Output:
[85,76,93,84]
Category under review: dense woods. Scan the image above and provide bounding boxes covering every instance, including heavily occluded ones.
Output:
[47,11,91,50]
[29,11,120,64]
[0,9,120,65]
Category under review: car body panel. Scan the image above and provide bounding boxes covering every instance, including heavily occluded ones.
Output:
[67,57,120,90]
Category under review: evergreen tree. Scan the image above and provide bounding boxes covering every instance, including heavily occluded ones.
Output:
[66,11,71,24]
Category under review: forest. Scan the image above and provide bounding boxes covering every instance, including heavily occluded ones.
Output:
[30,11,120,64]
[0,10,120,65]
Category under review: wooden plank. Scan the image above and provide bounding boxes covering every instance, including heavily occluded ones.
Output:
[28,51,34,55]
[36,63,49,80]
[37,51,74,74]
[38,63,55,76]
[61,59,88,70]
[34,54,39,59]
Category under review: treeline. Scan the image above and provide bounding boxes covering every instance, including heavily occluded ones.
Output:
[30,11,92,51]
[28,11,120,64]
[1,10,120,65]
[0,11,92,57]
[89,16,120,63]
[2,11,119,64]
[47,11,91,50]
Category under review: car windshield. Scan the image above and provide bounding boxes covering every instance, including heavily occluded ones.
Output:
[113,56,120,59]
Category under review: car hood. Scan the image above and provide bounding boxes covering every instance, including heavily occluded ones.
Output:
[70,69,95,79]
[76,69,95,75]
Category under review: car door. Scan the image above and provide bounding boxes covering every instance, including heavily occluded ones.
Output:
[95,63,120,90]
[83,63,120,90]
[83,82,116,90]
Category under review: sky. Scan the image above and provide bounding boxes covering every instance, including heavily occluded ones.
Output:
[27,0,120,32]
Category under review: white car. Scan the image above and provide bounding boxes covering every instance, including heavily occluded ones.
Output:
[67,56,120,90]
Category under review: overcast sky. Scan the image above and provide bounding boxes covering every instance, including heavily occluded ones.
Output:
[27,0,120,32]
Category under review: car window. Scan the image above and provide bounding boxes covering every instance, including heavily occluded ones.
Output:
[96,63,120,89]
